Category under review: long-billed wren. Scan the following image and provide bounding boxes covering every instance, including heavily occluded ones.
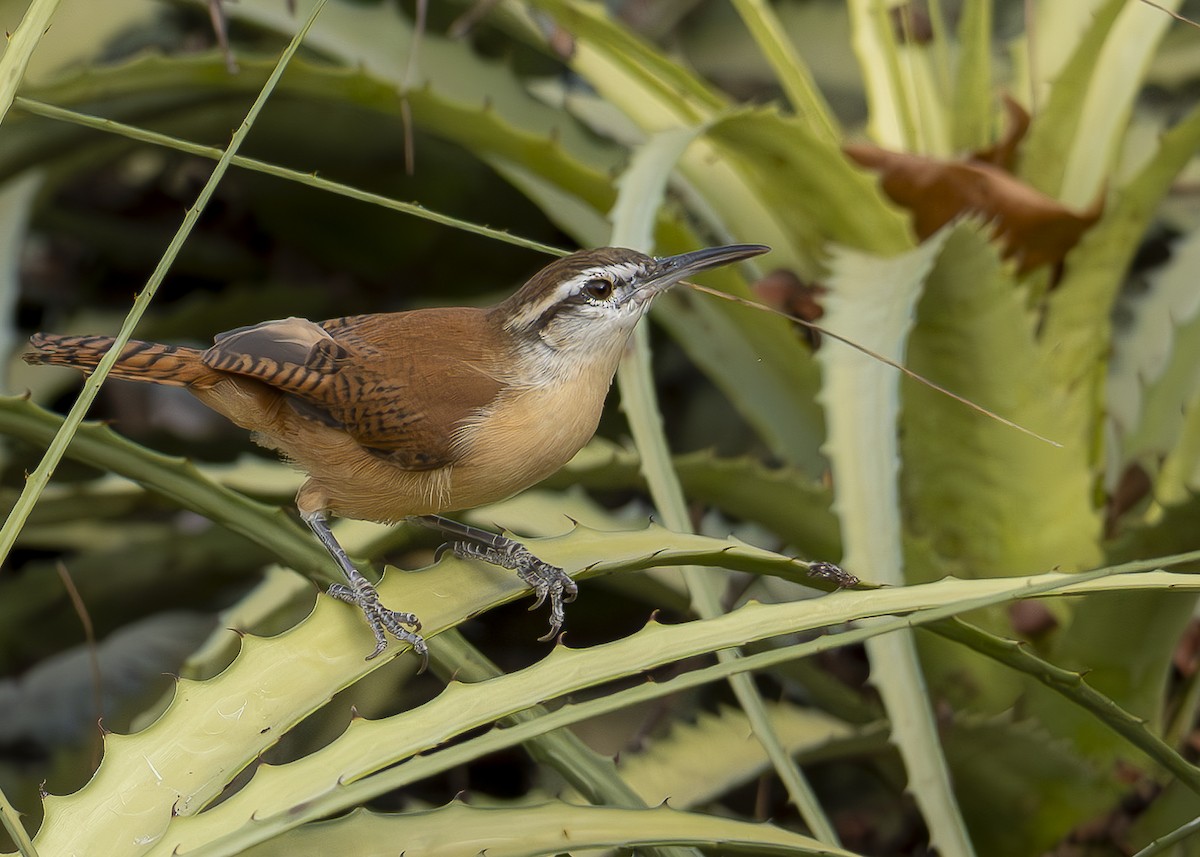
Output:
[25,244,768,662]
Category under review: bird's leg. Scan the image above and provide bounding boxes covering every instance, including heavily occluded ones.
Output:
[417,515,577,642]
[302,510,428,666]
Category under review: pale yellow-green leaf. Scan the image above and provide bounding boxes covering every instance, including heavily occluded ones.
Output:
[1058,0,1181,208]
[951,0,993,152]
[599,702,857,808]
[815,230,973,857]
[902,225,1101,576]
[1018,0,1124,198]
[237,802,855,857]
[1108,225,1200,475]
[0,172,40,398]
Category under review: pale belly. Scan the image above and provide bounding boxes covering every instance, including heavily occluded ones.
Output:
[293,377,610,522]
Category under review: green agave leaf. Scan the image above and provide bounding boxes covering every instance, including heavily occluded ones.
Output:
[814,230,975,857]
[1035,210,1200,772]
[0,0,63,127]
[238,801,854,857]
[705,109,912,266]
[1038,95,1200,363]
[944,716,1117,857]
[0,174,40,401]
[1157,400,1200,506]
[902,224,1101,577]
[1108,226,1200,476]
[1026,585,1197,767]
[525,0,727,121]
[816,235,948,587]
[1019,0,1125,198]
[17,523,841,856]
[128,567,1108,857]
[549,440,841,559]
[594,702,864,809]
[650,265,828,474]
[951,0,993,153]
[728,0,840,143]
[1056,0,1181,208]
[611,124,838,844]
[846,0,913,149]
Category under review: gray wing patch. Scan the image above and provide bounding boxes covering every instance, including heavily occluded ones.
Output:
[208,317,351,372]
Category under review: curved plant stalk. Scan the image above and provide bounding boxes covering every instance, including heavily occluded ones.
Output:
[0,787,36,857]
[1131,814,1200,857]
[926,616,1200,794]
[0,0,63,126]
[815,233,975,857]
[609,129,839,844]
[10,96,563,259]
[728,0,839,144]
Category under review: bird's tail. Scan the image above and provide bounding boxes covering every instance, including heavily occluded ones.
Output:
[24,333,211,387]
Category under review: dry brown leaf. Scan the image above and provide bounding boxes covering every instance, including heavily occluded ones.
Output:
[845,142,1102,274]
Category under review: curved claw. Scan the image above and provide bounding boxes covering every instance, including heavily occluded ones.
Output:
[327,580,427,662]
[442,537,577,644]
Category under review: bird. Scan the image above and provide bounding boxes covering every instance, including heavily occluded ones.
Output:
[25,244,770,662]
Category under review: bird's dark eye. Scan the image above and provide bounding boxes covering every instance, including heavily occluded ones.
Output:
[582,278,614,301]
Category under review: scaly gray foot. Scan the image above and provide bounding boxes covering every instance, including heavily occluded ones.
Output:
[328,578,429,669]
[442,541,577,641]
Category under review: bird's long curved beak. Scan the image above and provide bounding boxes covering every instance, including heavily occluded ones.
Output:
[639,243,770,298]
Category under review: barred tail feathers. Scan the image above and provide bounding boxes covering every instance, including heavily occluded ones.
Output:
[24,333,210,387]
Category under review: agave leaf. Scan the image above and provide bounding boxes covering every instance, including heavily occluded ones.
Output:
[0,174,40,401]
[1019,0,1124,198]
[815,229,975,857]
[902,224,1101,576]
[611,125,839,844]
[19,528,1198,857]
[237,801,853,857]
[119,565,1119,857]
[846,0,912,148]
[944,716,1117,856]
[549,441,841,559]
[1057,0,1181,207]
[144,564,1155,857]
[1039,103,1200,460]
[593,701,865,808]
[706,109,912,265]
[728,0,840,143]
[1108,226,1200,477]
[951,0,993,152]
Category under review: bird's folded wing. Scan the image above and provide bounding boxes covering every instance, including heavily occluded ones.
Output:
[202,312,504,470]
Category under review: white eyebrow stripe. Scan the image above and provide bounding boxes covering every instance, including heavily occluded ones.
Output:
[556,263,646,302]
